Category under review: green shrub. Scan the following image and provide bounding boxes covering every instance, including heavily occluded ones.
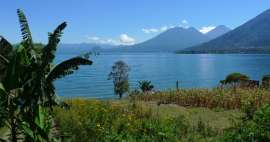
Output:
[138,80,154,92]
[222,103,270,142]
[224,73,250,84]
[262,75,270,88]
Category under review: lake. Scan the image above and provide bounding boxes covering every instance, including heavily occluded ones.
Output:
[54,53,270,99]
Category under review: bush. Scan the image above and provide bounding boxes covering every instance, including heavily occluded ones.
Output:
[222,103,270,142]
[262,75,270,88]
[221,72,249,85]
[138,80,154,92]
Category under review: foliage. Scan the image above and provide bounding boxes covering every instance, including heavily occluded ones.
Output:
[138,80,154,92]
[222,103,270,142]
[220,72,250,85]
[108,60,130,99]
[53,99,231,142]
[262,75,270,88]
[130,87,270,110]
[0,9,92,142]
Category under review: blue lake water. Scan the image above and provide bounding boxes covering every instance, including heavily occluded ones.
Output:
[54,53,270,99]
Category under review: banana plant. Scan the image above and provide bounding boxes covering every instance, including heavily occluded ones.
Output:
[0,9,93,142]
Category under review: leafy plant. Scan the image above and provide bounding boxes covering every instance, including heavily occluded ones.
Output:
[138,80,154,92]
[0,9,92,142]
[222,103,270,142]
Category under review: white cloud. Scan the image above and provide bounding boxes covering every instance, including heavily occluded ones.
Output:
[160,26,168,32]
[88,36,100,41]
[142,26,170,34]
[86,34,136,46]
[142,19,191,34]
[119,34,136,45]
[99,39,119,45]
[86,36,119,45]
[180,19,189,29]
[169,25,175,29]
[142,28,159,34]
[182,20,188,24]
[199,26,216,34]
[106,39,119,45]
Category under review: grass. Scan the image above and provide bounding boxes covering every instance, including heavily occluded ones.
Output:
[53,99,242,142]
[132,101,242,130]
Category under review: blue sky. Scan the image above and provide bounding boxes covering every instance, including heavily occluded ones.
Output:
[1,0,270,45]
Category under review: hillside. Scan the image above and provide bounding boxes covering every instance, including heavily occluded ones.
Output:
[205,25,231,39]
[178,9,270,54]
[114,27,210,52]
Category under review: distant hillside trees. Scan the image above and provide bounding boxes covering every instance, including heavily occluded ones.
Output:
[108,61,130,99]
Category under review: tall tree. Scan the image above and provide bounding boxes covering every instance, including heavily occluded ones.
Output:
[108,60,130,99]
[0,9,93,142]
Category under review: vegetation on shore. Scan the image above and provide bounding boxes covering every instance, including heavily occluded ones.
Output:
[53,87,270,142]
[53,99,242,142]
[130,87,270,110]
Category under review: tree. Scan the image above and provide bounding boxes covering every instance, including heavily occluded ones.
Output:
[138,80,154,92]
[220,72,249,85]
[0,9,92,142]
[108,60,130,99]
[262,75,270,88]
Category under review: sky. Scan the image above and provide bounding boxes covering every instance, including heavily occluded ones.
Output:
[0,0,270,45]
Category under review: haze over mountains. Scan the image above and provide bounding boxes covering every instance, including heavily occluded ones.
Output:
[58,8,270,54]
[57,43,113,54]
[59,25,230,53]
[179,9,270,53]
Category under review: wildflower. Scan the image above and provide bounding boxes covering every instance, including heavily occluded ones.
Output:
[128,115,132,121]
[96,123,101,128]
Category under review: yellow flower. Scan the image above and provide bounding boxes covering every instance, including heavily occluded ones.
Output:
[128,115,132,121]
[96,123,101,128]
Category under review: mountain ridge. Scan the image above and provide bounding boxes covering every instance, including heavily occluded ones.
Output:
[111,27,210,52]
[205,25,231,39]
[178,9,270,53]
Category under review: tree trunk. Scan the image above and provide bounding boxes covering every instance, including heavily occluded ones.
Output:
[119,93,122,99]
[11,117,17,142]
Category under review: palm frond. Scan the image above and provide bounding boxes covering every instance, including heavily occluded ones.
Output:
[0,36,13,81]
[42,22,67,68]
[46,57,92,82]
[0,36,13,56]
[17,9,33,48]
[0,54,9,65]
